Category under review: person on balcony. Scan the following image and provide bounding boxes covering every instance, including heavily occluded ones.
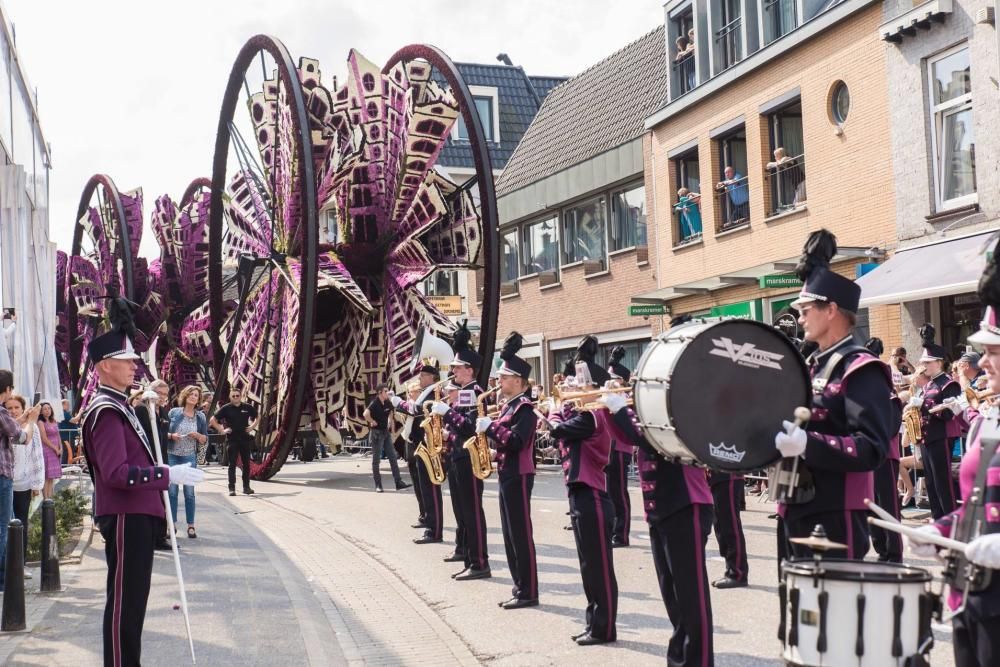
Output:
[766,148,806,210]
[674,36,695,92]
[673,188,702,241]
[715,166,749,227]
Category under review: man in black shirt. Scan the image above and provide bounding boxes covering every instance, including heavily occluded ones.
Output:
[364,384,409,492]
[136,379,171,549]
[211,388,258,496]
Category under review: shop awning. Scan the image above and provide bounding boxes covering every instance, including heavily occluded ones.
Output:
[857,231,996,307]
[631,247,879,305]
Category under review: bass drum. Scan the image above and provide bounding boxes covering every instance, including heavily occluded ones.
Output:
[633,318,810,472]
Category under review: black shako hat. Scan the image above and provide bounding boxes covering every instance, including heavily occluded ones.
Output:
[918,323,948,362]
[790,229,861,313]
[607,345,631,382]
[87,297,141,363]
[447,320,482,369]
[497,332,532,379]
[563,334,611,386]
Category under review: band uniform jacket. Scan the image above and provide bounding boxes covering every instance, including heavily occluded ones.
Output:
[397,385,436,455]
[82,386,169,518]
[485,393,537,479]
[549,406,612,491]
[780,337,894,519]
[920,372,963,444]
[612,407,712,522]
[442,382,483,462]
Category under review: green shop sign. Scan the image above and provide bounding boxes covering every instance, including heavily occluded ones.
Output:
[628,303,667,317]
[759,274,803,289]
[710,299,763,321]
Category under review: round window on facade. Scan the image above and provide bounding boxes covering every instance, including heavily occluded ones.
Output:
[830,81,850,125]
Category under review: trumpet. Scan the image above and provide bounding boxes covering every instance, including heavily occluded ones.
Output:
[552,384,634,412]
[966,386,996,409]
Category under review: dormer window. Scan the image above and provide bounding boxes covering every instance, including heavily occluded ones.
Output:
[454,86,499,143]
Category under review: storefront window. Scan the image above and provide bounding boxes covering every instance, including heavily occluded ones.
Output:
[942,293,982,359]
[550,339,650,388]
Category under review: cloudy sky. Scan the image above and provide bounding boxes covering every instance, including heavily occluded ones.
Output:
[6,0,663,256]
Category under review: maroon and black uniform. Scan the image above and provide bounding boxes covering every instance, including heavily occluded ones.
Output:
[918,372,962,518]
[442,382,489,572]
[604,416,634,546]
[550,406,618,642]
[871,393,904,562]
[397,384,442,541]
[708,471,748,583]
[485,392,538,601]
[614,406,715,667]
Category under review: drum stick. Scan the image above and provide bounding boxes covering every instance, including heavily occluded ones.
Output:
[785,407,812,495]
[867,517,968,552]
[864,498,900,524]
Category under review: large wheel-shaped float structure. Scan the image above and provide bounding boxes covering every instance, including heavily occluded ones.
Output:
[208,35,500,480]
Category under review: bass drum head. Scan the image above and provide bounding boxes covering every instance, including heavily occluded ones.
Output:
[669,319,809,472]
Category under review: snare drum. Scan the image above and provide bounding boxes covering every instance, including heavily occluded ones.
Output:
[633,318,809,471]
[780,559,935,667]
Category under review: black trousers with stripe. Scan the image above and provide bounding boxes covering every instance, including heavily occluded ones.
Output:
[649,504,714,667]
[871,458,903,562]
[446,458,466,557]
[451,456,489,570]
[605,450,632,545]
[920,439,957,519]
[711,478,748,582]
[953,608,1000,667]
[778,509,870,562]
[97,513,163,667]
[416,460,443,540]
[568,483,618,641]
[498,474,538,601]
[406,444,427,521]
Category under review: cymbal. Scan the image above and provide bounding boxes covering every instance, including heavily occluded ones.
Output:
[789,535,848,551]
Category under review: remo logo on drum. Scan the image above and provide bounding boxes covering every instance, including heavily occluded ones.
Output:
[708,442,746,464]
[709,337,785,370]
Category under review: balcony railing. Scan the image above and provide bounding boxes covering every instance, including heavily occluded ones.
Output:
[763,0,798,45]
[765,154,806,217]
[673,197,704,247]
[714,176,750,231]
[715,17,743,72]
[672,53,696,97]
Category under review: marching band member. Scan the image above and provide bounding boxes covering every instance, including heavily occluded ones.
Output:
[774,229,895,560]
[549,335,618,646]
[913,323,962,519]
[601,389,714,666]
[708,470,749,588]
[865,337,904,562]
[605,346,633,548]
[441,381,467,564]
[909,245,1000,666]
[432,322,491,580]
[391,362,444,544]
[475,332,539,609]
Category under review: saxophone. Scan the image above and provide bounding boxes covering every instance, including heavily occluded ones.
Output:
[414,384,447,485]
[900,389,923,444]
[464,386,501,481]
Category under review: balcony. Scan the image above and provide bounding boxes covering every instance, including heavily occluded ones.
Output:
[763,0,798,45]
[672,53,696,97]
[765,153,806,217]
[714,176,750,231]
[715,17,743,72]
[672,195,704,248]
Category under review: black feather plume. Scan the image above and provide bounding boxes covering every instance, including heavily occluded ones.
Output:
[576,335,599,362]
[978,238,1000,308]
[794,229,838,282]
[500,331,523,361]
[107,297,137,341]
[608,345,626,365]
[919,323,936,347]
[452,320,472,352]
[864,337,884,357]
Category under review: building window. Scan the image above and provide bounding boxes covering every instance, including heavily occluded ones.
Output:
[672,149,703,245]
[561,196,608,271]
[610,184,647,251]
[928,45,976,209]
[522,216,560,282]
[455,95,496,142]
[671,8,697,97]
[715,0,743,73]
[830,81,850,125]
[763,0,797,45]
[714,129,749,231]
[765,100,806,216]
[501,229,519,295]
[323,208,340,244]
[425,269,460,296]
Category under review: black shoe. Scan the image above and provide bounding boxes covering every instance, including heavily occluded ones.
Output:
[454,567,491,581]
[413,536,442,544]
[501,598,538,610]
[243,487,254,495]
[155,538,171,551]
[443,552,465,563]
[228,488,236,497]
[712,576,748,589]
[571,629,590,641]
[611,540,628,549]
[395,481,411,491]
[451,568,468,579]
[576,633,615,646]
[411,522,427,529]
[498,597,517,608]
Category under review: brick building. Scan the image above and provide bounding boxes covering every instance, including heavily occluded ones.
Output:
[633,0,896,347]
[855,0,1000,359]
[470,28,667,384]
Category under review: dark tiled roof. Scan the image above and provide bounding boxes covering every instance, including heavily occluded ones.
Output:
[432,63,567,172]
[496,26,667,197]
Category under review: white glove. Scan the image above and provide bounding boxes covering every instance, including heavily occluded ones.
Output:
[907,525,942,558]
[389,395,403,408]
[943,397,963,415]
[141,389,159,403]
[169,464,206,486]
[965,533,1000,569]
[430,401,450,416]
[476,417,492,434]
[599,393,627,414]
[774,420,807,458]
[908,396,923,409]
